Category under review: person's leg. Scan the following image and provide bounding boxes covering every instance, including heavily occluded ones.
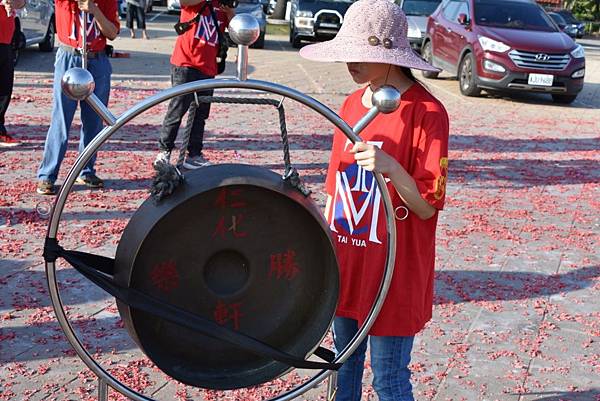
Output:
[158,66,194,156]
[333,317,368,401]
[0,44,15,135]
[141,6,150,39]
[37,48,79,184]
[369,335,415,401]
[78,53,111,180]
[184,69,214,158]
[126,4,135,37]
[136,5,146,32]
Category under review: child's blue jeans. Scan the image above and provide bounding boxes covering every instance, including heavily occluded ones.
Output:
[333,317,415,401]
[37,47,111,183]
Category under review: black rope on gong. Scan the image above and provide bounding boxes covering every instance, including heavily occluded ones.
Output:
[43,237,340,371]
[161,95,311,199]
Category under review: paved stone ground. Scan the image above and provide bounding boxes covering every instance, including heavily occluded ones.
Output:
[1,10,599,401]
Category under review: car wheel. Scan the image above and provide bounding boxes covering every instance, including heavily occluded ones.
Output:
[39,19,55,52]
[291,29,301,49]
[251,31,265,49]
[552,94,577,104]
[459,52,481,97]
[421,41,439,79]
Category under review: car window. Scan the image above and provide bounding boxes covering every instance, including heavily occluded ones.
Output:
[474,0,558,32]
[400,0,442,17]
[442,0,460,21]
[557,10,577,23]
[456,0,469,18]
[549,13,566,26]
[442,0,468,22]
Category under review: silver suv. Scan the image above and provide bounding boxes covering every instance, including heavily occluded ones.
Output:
[12,0,55,64]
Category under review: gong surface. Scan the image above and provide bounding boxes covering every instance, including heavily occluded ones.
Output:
[114,164,339,389]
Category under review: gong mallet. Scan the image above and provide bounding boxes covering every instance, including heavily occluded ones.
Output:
[61,5,116,125]
[80,7,88,70]
[325,85,401,401]
[61,68,117,125]
[228,14,260,81]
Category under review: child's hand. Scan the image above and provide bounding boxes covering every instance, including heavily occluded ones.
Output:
[77,0,98,14]
[2,0,15,16]
[350,142,397,174]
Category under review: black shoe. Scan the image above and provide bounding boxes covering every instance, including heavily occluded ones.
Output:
[76,174,104,188]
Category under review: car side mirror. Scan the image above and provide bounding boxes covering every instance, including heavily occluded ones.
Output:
[558,23,566,30]
[457,13,469,26]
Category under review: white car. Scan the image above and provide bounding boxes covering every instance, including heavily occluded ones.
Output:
[167,0,181,13]
[397,0,441,52]
[12,0,55,64]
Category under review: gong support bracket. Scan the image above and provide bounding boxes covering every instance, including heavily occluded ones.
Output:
[46,16,400,401]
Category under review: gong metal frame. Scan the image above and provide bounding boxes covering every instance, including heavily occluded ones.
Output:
[45,16,398,400]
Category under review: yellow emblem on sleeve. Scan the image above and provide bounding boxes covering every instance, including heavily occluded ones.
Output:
[434,157,448,200]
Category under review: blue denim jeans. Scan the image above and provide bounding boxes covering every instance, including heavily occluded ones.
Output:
[37,47,112,183]
[333,317,415,401]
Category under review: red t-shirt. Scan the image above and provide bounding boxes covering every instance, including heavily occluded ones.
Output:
[325,84,449,336]
[1,6,16,45]
[55,0,119,52]
[170,0,230,76]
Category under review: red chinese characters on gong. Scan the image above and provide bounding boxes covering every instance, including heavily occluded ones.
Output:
[212,188,248,239]
[150,260,179,293]
[213,300,243,331]
[268,249,301,281]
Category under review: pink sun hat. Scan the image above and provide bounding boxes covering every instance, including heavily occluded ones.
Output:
[299,0,440,72]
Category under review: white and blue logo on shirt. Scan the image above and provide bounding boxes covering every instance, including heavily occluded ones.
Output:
[195,14,221,46]
[328,140,385,246]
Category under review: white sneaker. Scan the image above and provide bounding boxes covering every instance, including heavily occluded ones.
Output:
[183,154,211,169]
[154,150,171,166]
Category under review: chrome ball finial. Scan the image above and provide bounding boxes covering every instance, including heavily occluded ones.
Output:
[228,14,260,46]
[61,67,95,101]
[372,85,401,114]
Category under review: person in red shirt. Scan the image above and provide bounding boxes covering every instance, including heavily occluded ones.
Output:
[36,0,119,195]
[300,1,449,400]
[154,0,234,169]
[0,0,25,147]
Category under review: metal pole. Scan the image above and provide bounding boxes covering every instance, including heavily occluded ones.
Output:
[237,44,249,81]
[81,10,88,70]
[98,377,109,401]
[353,106,379,135]
[326,372,337,401]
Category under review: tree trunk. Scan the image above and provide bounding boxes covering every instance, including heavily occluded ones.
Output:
[272,0,288,20]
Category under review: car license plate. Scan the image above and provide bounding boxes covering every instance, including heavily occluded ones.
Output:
[528,73,554,87]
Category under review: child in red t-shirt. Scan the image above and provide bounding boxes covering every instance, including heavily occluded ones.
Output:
[300,1,449,400]
[154,0,234,170]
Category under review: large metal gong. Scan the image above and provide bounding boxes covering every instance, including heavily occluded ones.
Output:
[114,164,338,389]
[43,13,399,401]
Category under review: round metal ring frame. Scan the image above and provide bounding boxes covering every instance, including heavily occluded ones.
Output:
[45,78,398,401]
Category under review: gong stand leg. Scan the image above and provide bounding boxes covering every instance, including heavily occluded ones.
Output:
[98,377,110,401]
[326,372,338,401]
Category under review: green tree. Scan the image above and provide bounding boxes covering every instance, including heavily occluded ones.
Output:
[565,0,600,19]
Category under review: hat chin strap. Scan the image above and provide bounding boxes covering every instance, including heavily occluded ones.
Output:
[369,64,394,92]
